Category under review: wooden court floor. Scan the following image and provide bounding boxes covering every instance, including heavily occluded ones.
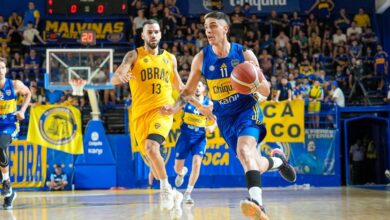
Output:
[0,187,389,220]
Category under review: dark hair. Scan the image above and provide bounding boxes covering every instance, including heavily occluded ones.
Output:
[204,11,231,26]
[142,19,160,29]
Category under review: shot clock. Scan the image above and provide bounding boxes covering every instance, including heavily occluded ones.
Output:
[47,0,128,16]
[80,30,96,45]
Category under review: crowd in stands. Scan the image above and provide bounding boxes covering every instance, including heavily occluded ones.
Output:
[0,0,389,113]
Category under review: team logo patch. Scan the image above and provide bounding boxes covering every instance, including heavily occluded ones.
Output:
[0,91,3,100]
[163,58,169,64]
[91,132,99,141]
[5,90,11,96]
[209,65,215,71]
[39,107,77,145]
[231,59,240,67]
[155,123,161,129]
[143,58,149,63]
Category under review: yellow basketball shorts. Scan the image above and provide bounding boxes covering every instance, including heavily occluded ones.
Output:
[132,108,173,155]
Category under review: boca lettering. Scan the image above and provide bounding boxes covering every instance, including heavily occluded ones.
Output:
[202,152,229,166]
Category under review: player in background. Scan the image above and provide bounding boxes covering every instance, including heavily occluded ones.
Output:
[111,20,184,218]
[174,80,217,204]
[161,12,296,220]
[0,59,31,210]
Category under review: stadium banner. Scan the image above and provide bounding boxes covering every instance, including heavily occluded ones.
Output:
[128,99,304,155]
[44,18,129,43]
[187,0,300,15]
[27,104,84,155]
[260,100,305,142]
[7,141,47,188]
[289,129,336,175]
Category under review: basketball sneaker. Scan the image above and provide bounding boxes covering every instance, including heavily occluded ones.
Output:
[160,187,174,211]
[271,148,297,183]
[175,167,188,187]
[3,190,16,210]
[1,180,12,197]
[183,193,194,204]
[170,189,183,220]
[240,198,268,220]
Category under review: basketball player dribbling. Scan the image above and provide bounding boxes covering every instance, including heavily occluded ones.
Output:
[111,20,184,218]
[161,12,296,220]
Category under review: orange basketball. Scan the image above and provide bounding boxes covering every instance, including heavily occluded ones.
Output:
[230,62,264,95]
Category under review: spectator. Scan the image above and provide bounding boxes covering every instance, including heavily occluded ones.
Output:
[309,32,322,55]
[229,5,245,41]
[349,139,365,184]
[258,49,273,77]
[306,0,335,20]
[322,29,333,55]
[348,40,362,59]
[23,1,40,29]
[374,45,388,92]
[275,31,291,55]
[0,15,12,43]
[0,42,10,59]
[290,11,304,37]
[334,8,350,32]
[334,65,348,91]
[162,7,177,41]
[46,164,68,191]
[292,30,308,55]
[267,10,282,38]
[361,28,377,49]
[275,76,292,102]
[21,21,46,54]
[24,49,41,81]
[306,13,319,36]
[308,79,323,128]
[334,46,349,70]
[332,28,347,45]
[260,34,274,53]
[45,89,64,104]
[353,8,371,28]
[132,9,147,47]
[29,85,44,106]
[244,30,260,54]
[8,11,23,31]
[280,13,290,34]
[10,52,24,80]
[346,21,362,39]
[330,81,345,107]
[166,0,182,19]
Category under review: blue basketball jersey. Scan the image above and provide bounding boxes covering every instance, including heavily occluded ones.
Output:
[201,43,260,119]
[0,79,17,125]
[181,96,210,134]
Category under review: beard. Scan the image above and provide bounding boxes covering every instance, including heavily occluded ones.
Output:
[146,41,158,49]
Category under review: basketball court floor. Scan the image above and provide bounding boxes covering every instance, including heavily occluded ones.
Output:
[0,187,388,220]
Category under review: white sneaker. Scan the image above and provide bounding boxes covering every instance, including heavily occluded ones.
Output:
[183,193,194,204]
[175,167,188,187]
[160,187,174,211]
[170,189,183,220]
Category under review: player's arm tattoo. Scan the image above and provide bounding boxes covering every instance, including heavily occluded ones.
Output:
[122,50,135,65]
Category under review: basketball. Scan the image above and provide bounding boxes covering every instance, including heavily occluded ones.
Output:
[230,62,264,95]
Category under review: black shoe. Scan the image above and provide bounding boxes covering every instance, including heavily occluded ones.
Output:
[271,148,297,183]
[1,180,12,197]
[3,190,16,210]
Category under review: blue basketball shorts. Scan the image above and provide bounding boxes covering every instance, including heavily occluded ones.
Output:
[175,131,206,160]
[217,103,267,155]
